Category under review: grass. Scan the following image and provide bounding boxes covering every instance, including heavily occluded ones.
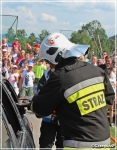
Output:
[110,127,116,143]
[107,107,117,149]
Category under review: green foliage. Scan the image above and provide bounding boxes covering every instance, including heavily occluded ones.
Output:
[6,27,15,43]
[70,20,115,58]
[27,33,36,45]
[17,29,27,37]
[70,30,91,44]
[16,29,27,50]
[5,21,115,57]
[38,30,50,42]
[18,36,27,50]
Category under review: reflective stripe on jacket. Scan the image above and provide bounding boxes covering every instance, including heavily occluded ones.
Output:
[32,57,115,142]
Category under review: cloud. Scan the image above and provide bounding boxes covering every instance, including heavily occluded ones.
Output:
[2,5,36,24]
[102,25,115,30]
[1,1,115,38]
[26,26,37,31]
[40,13,57,22]
[79,22,87,26]
[17,6,36,23]
[2,25,9,29]
[62,21,70,25]
[102,25,115,37]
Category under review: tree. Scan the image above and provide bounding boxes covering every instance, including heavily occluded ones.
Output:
[18,37,27,50]
[70,30,91,44]
[6,27,15,43]
[81,20,108,57]
[69,20,115,58]
[17,29,27,37]
[15,29,27,50]
[27,33,36,47]
[38,30,50,42]
[70,30,95,58]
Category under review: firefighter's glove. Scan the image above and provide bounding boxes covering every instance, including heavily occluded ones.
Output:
[51,115,58,124]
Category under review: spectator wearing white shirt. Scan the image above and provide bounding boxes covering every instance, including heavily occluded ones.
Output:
[108,66,116,127]
[2,58,11,79]
[8,65,19,95]
[11,47,19,63]
[19,62,35,102]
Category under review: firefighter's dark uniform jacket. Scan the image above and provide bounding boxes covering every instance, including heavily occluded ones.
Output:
[32,57,115,142]
[37,69,59,125]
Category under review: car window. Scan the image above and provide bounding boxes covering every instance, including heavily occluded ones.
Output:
[2,77,18,103]
[1,106,19,149]
[1,76,35,149]
[2,82,22,135]
[1,114,11,148]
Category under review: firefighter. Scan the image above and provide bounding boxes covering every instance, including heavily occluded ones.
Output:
[30,32,115,149]
[37,65,63,149]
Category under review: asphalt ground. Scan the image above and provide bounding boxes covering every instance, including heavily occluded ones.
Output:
[26,110,56,149]
[26,110,41,148]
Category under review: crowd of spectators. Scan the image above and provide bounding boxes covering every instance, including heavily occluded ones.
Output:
[0,37,117,127]
[1,37,46,99]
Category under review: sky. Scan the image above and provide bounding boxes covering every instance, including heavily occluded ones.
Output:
[1,0,117,38]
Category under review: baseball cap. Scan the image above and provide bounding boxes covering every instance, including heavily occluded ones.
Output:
[2,49,7,52]
[28,62,33,67]
[12,65,18,68]
[35,39,40,43]
[14,37,18,40]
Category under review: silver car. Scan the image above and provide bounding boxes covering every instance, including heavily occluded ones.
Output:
[0,76,35,149]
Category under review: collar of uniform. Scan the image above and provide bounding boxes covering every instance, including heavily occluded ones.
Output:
[55,57,87,71]
[64,59,87,71]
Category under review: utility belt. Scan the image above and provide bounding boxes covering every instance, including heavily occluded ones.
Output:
[63,138,110,148]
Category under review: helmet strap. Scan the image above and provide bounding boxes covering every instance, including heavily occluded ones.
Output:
[55,52,62,64]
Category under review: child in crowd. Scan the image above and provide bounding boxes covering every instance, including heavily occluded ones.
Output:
[33,59,46,84]
[12,37,21,51]
[11,47,19,63]
[21,60,28,73]
[2,37,8,50]
[8,54,14,64]
[33,39,40,50]
[108,66,116,127]
[8,65,19,95]
[19,62,35,103]
[2,58,11,79]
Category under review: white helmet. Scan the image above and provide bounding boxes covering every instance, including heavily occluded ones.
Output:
[40,32,90,65]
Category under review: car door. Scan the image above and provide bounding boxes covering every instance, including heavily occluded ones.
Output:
[1,76,35,149]
[1,105,19,149]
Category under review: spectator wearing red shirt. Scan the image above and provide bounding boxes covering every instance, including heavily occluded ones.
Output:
[15,50,25,65]
[33,39,40,50]
[12,37,21,51]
